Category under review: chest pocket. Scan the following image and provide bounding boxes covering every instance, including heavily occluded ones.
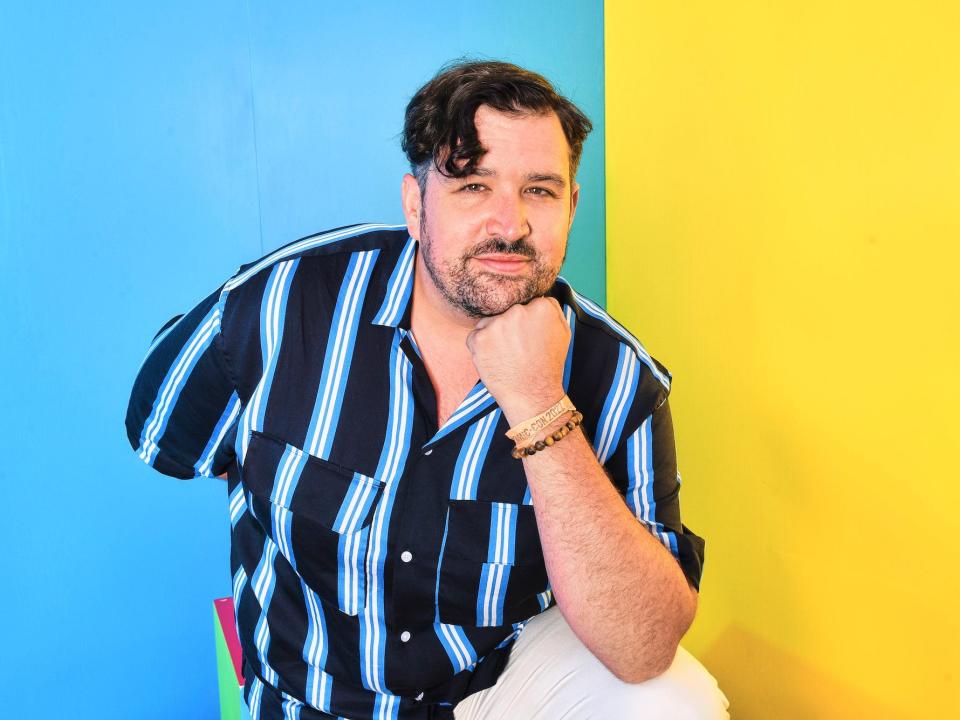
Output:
[240,430,383,616]
[437,500,548,627]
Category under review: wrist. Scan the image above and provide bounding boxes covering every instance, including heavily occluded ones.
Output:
[498,387,566,428]
[510,410,584,460]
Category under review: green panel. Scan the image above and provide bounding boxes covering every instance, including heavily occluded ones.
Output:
[214,607,241,720]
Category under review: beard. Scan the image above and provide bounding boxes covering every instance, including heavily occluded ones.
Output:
[418,209,565,318]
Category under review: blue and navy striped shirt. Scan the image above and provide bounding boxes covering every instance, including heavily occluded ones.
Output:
[125,224,705,720]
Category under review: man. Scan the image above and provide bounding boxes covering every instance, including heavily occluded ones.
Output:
[126,60,728,719]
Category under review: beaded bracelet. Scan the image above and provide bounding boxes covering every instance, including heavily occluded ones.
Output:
[511,411,584,459]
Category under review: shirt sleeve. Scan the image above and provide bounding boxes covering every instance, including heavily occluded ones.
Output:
[603,392,706,591]
[124,282,242,480]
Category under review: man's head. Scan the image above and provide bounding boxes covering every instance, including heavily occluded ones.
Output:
[402,60,594,196]
[400,60,593,319]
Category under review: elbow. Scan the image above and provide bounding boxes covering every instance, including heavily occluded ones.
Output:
[612,666,667,685]
[681,583,699,630]
[610,644,678,684]
[611,589,698,684]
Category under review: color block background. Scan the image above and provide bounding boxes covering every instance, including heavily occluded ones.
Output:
[606,1,960,717]
[4,1,957,717]
[0,3,603,718]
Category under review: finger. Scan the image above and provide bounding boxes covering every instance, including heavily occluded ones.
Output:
[465,326,486,352]
[536,296,564,324]
[549,297,566,323]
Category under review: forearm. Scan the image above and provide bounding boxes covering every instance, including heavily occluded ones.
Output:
[520,424,697,682]
[464,298,697,680]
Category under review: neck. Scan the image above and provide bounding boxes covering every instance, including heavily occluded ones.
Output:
[409,256,482,421]
[410,255,478,346]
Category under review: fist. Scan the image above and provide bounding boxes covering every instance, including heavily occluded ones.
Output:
[465,297,571,425]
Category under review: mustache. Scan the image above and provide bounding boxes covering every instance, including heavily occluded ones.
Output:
[470,237,537,259]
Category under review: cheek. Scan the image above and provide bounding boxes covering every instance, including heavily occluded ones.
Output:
[424,224,472,265]
[434,199,488,234]
[535,222,569,261]
[531,205,571,233]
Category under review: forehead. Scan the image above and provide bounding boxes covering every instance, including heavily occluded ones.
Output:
[471,105,570,175]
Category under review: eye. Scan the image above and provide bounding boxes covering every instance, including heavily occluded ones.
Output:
[527,186,558,198]
[459,183,487,193]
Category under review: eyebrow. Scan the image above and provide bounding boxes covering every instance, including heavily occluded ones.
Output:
[465,168,567,188]
[526,172,567,188]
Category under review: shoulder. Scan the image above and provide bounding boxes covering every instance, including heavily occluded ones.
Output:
[211,223,410,335]
[550,277,672,416]
[223,223,409,295]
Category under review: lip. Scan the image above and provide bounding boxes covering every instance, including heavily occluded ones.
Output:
[472,255,531,274]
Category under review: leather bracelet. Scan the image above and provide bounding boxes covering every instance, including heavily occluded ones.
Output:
[511,411,584,459]
[505,395,577,447]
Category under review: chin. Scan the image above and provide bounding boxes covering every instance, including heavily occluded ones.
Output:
[443,267,556,317]
[474,291,540,316]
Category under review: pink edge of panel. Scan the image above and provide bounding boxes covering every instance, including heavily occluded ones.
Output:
[214,597,244,686]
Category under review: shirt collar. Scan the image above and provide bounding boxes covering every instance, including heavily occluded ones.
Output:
[370,235,417,330]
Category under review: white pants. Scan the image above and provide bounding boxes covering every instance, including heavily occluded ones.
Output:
[454,608,730,719]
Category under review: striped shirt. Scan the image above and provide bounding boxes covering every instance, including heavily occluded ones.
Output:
[125,224,705,720]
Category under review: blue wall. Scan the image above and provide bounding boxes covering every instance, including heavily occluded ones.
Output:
[0,3,603,717]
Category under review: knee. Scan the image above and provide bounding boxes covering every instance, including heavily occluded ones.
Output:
[598,647,729,719]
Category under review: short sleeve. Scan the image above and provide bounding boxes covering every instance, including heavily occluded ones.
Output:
[125,283,241,480]
[604,396,706,591]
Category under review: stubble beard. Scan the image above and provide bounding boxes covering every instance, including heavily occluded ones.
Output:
[418,208,564,318]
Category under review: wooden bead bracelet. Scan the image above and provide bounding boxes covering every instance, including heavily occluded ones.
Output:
[511,411,584,459]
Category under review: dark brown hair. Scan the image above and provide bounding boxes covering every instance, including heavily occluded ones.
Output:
[402,60,593,191]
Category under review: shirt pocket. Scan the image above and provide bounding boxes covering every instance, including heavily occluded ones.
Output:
[240,430,383,617]
[437,500,548,627]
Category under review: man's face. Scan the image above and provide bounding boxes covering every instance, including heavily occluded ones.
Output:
[403,105,580,318]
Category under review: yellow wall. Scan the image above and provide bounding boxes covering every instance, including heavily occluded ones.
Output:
[606,2,959,717]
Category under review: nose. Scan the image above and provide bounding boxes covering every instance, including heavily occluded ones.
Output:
[484,191,529,241]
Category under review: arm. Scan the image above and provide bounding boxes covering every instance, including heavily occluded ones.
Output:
[125,282,240,480]
[510,408,696,682]
[467,298,698,682]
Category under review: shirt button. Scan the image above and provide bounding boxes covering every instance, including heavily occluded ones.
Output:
[424,448,433,456]
[401,550,413,563]
[400,630,411,642]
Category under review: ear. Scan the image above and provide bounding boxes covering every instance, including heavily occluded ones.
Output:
[567,181,580,232]
[401,173,423,239]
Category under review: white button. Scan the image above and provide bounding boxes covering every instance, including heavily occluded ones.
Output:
[401,550,413,563]
[415,692,424,702]
[424,449,433,456]
[400,630,411,642]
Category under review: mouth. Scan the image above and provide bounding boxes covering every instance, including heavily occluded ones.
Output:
[472,254,532,275]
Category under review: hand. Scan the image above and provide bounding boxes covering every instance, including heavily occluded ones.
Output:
[465,297,571,426]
